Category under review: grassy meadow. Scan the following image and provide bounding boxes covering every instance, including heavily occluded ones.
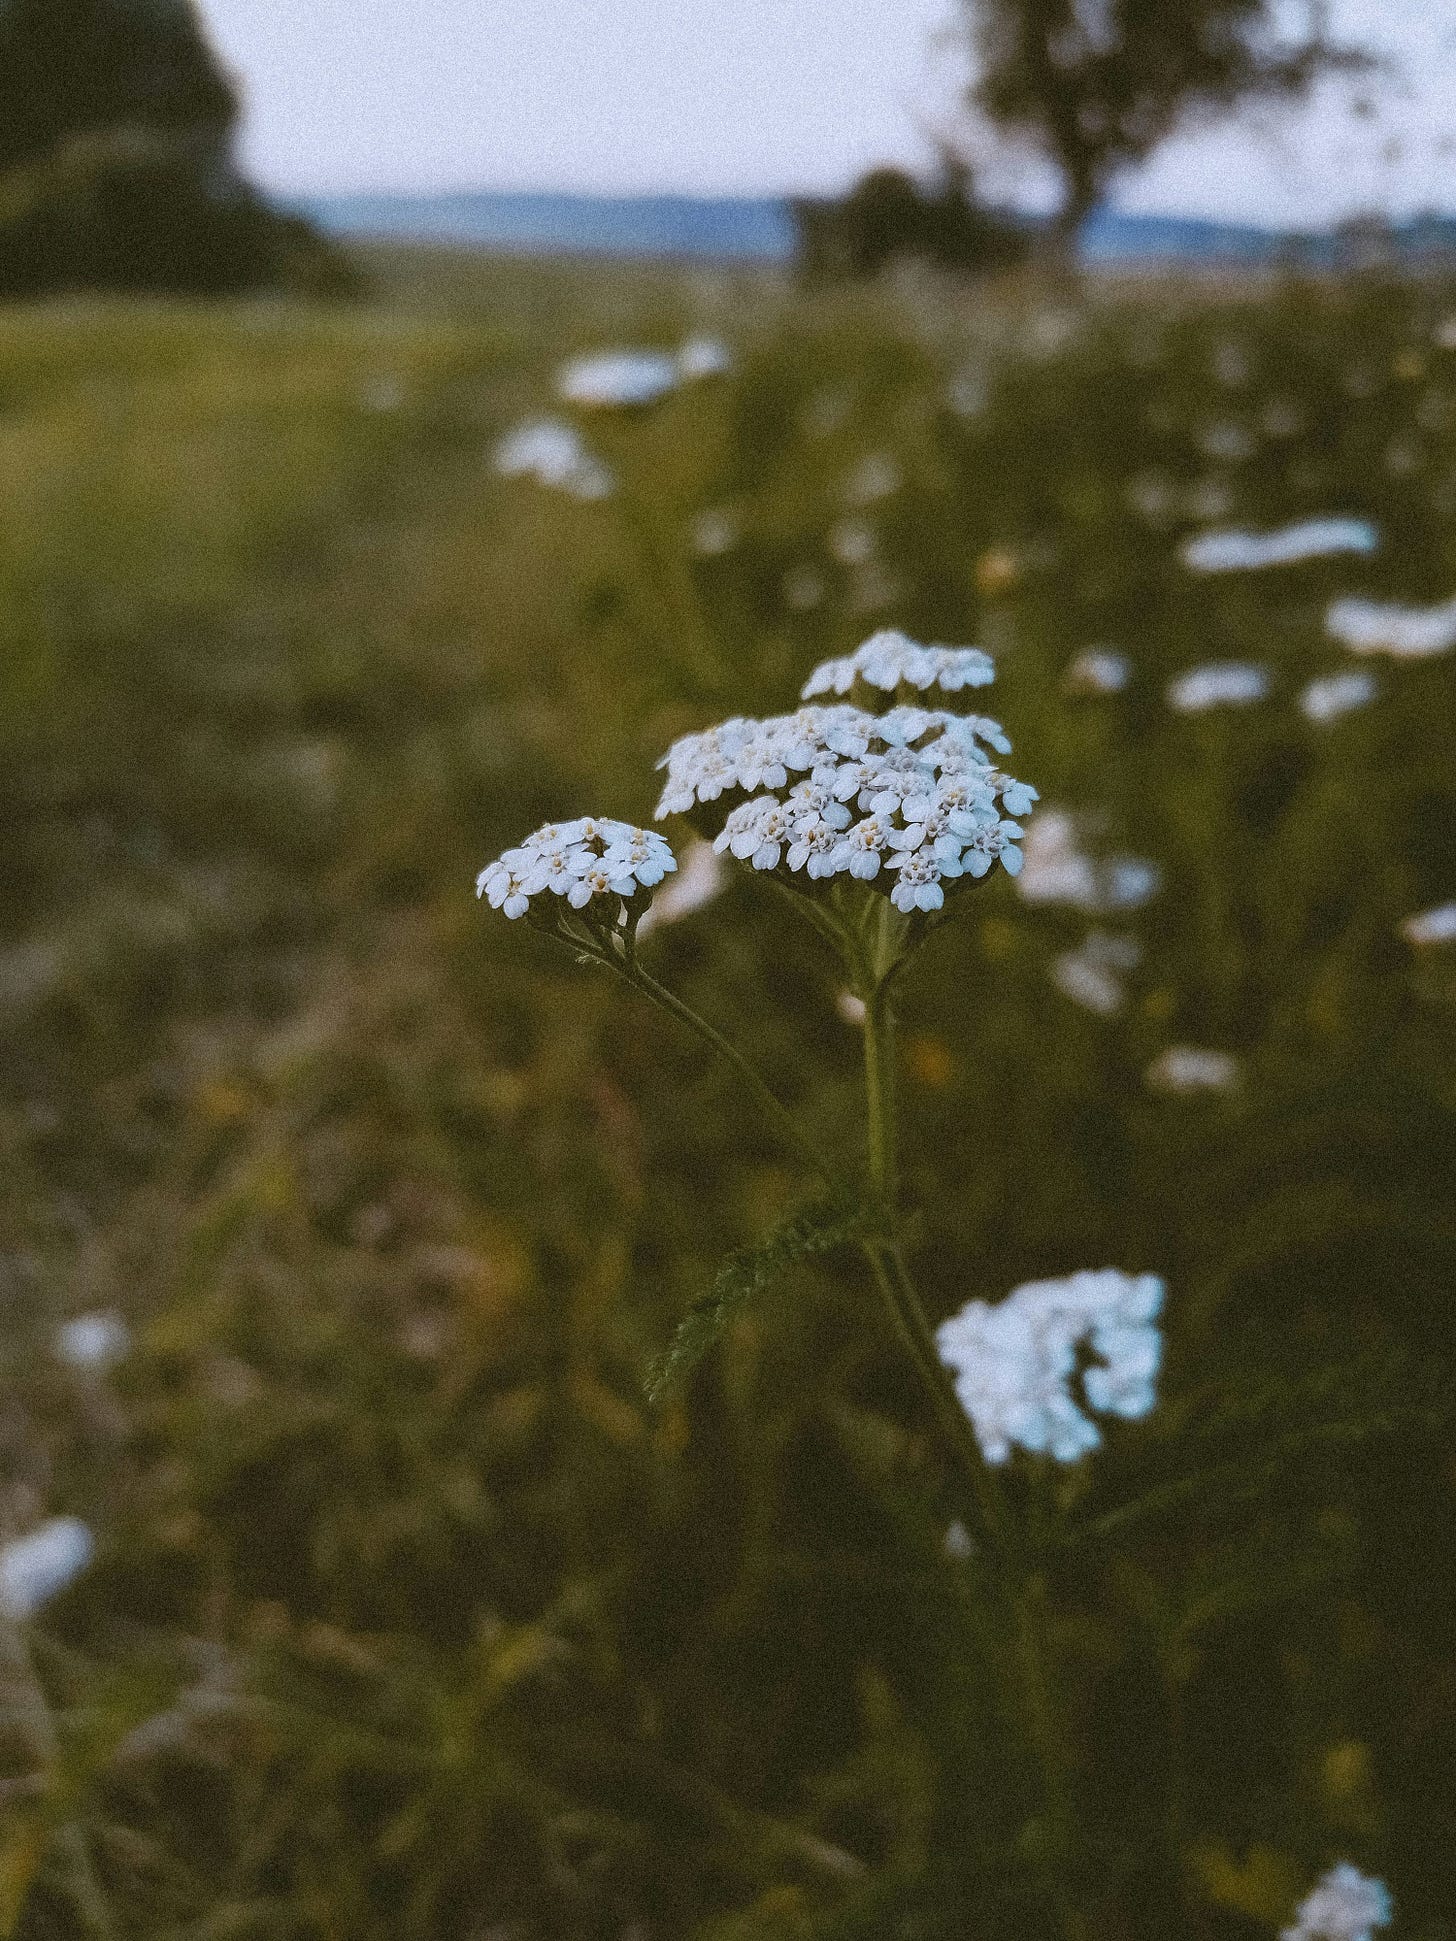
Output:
[2,246,1456,1939]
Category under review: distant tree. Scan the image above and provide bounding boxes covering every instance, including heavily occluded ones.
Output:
[0,0,350,295]
[958,0,1370,255]
[793,159,1027,283]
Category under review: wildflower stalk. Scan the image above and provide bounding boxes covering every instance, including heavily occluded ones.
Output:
[858,973,1090,1941]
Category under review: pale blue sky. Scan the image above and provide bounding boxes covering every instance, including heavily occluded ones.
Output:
[198,0,1456,225]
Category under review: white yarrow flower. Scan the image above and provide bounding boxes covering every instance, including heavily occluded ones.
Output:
[492,416,614,500]
[476,819,675,923]
[1300,670,1377,724]
[1325,593,1456,659]
[1282,1863,1392,1941]
[1145,1046,1241,1095]
[0,1518,95,1620]
[677,335,733,381]
[55,1310,130,1372]
[1181,518,1379,573]
[936,1271,1165,1465]
[1400,901,1456,948]
[558,349,680,410]
[1167,662,1271,713]
[1063,648,1131,695]
[802,630,995,700]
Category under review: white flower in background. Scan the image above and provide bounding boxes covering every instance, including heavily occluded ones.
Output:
[635,840,725,935]
[782,565,824,611]
[558,349,680,410]
[802,630,995,700]
[1050,931,1142,1016]
[1016,810,1160,914]
[828,518,876,566]
[844,452,901,505]
[1145,1046,1241,1095]
[1184,476,1234,524]
[492,417,614,500]
[1063,648,1131,695]
[836,990,867,1027]
[1261,397,1306,440]
[691,507,740,557]
[1167,662,1271,713]
[1127,470,1177,526]
[1199,421,1254,462]
[0,1518,95,1620]
[1281,1863,1392,1941]
[1181,518,1379,573]
[1435,315,1456,351]
[1300,670,1377,724]
[677,335,732,381]
[1400,902,1456,948]
[54,1311,130,1372]
[476,818,676,922]
[1212,340,1251,387]
[947,367,988,417]
[936,1271,1165,1465]
[1325,593,1456,659]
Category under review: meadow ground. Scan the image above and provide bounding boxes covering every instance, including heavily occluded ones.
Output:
[2,246,1456,1940]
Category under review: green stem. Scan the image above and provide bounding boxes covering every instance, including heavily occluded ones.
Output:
[859,980,1090,1941]
[617,957,838,1194]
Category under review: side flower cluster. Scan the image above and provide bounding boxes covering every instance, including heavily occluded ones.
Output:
[1282,1864,1392,1941]
[477,818,676,922]
[801,629,996,698]
[935,1270,1165,1465]
[656,698,1034,913]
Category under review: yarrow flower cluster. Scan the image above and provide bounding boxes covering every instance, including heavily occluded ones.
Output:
[935,1270,1165,1465]
[492,417,613,500]
[476,818,676,923]
[1167,661,1271,713]
[655,695,1034,915]
[0,1517,95,1620]
[1281,1864,1392,1941]
[801,629,996,698]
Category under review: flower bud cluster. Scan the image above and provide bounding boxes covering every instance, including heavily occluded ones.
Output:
[476,818,676,922]
[935,1270,1165,1465]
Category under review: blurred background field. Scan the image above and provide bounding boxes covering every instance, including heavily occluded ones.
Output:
[4,240,1456,1937]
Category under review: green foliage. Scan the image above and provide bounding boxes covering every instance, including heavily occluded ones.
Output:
[646,1200,871,1403]
[1,252,1455,1935]
[792,162,1028,284]
[0,0,349,296]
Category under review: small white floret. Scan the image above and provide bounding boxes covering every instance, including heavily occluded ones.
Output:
[0,1518,95,1620]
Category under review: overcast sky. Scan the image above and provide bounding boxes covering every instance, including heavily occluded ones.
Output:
[198,0,1456,226]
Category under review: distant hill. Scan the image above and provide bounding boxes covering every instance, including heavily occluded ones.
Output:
[299,188,1456,270]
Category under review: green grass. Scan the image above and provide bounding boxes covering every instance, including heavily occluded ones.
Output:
[2,247,1455,1939]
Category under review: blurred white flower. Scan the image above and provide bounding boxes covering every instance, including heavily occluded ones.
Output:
[1127,470,1177,526]
[782,566,824,611]
[1145,1046,1241,1094]
[558,349,679,410]
[828,518,876,567]
[803,630,995,700]
[1050,931,1142,1016]
[677,335,732,381]
[1326,593,1456,659]
[1300,670,1377,724]
[1182,518,1378,573]
[1212,340,1251,388]
[477,818,676,923]
[1400,902,1456,948]
[1261,398,1306,441]
[0,1518,94,1620]
[936,1270,1165,1465]
[1167,662,1270,713]
[1281,1863,1392,1941]
[55,1310,130,1372]
[635,839,724,935]
[690,507,740,557]
[943,1519,973,1559]
[836,990,867,1027]
[1017,810,1159,914]
[492,416,614,500]
[947,367,987,416]
[1434,315,1456,351]
[843,452,901,505]
[1063,648,1130,695]
[1199,421,1254,462]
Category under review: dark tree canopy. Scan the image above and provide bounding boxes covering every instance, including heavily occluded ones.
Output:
[793,162,1027,283]
[0,0,236,174]
[962,0,1366,244]
[0,0,348,295]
